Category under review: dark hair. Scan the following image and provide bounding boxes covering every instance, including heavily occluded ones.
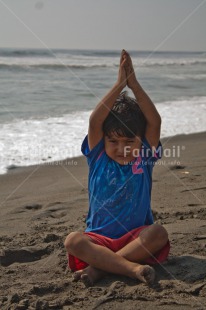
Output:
[103,91,146,138]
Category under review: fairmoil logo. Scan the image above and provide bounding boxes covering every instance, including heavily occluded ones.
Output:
[124,145,185,158]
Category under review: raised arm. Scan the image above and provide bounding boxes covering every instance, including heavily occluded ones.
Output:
[88,50,127,150]
[124,51,161,148]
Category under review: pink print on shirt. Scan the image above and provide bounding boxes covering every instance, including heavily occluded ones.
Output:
[132,155,143,174]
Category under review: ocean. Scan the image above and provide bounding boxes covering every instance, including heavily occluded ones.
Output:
[0,48,206,174]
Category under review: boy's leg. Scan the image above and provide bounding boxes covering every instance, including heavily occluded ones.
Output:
[72,224,168,285]
[116,224,169,262]
[65,231,155,286]
[65,224,168,285]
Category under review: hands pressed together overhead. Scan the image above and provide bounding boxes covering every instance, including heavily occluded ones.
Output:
[117,49,137,90]
[88,48,161,151]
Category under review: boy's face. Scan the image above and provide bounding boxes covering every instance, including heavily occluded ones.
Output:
[104,133,142,165]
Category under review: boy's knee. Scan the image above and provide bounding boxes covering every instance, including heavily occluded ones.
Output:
[64,231,84,251]
[153,224,168,243]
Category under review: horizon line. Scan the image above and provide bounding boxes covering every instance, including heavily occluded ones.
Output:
[0,47,205,53]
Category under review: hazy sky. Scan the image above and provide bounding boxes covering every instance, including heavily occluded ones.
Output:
[0,0,206,51]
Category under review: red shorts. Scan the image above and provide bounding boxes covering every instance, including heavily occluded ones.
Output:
[68,226,170,272]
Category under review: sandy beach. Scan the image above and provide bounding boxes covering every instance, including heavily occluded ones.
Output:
[0,132,206,310]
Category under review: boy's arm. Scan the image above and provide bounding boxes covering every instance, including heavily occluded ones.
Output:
[130,81,161,149]
[125,51,161,149]
[88,51,127,150]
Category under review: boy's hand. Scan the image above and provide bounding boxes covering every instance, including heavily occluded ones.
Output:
[124,50,138,90]
[117,50,127,88]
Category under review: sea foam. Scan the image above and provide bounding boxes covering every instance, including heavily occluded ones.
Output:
[1,96,206,175]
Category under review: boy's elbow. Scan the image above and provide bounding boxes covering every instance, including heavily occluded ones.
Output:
[148,114,161,128]
[89,113,104,129]
[156,111,161,124]
[155,114,161,128]
[158,115,162,126]
[89,115,97,129]
[89,113,96,127]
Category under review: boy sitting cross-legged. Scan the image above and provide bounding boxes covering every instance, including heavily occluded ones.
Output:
[64,50,170,286]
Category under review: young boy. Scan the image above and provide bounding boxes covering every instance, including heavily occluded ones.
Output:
[64,50,170,286]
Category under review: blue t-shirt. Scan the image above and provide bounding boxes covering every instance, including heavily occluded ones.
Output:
[81,135,162,239]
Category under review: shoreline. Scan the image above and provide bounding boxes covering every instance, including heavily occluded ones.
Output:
[0,131,206,309]
[2,130,206,177]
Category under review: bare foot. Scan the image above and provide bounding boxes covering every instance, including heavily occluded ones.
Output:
[72,266,107,287]
[133,265,155,285]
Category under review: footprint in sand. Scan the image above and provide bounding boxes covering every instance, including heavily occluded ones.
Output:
[188,203,202,207]
[31,202,68,220]
[170,165,186,170]
[181,186,206,192]
[24,204,42,210]
[13,204,42,214]
[0,246,51,267]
